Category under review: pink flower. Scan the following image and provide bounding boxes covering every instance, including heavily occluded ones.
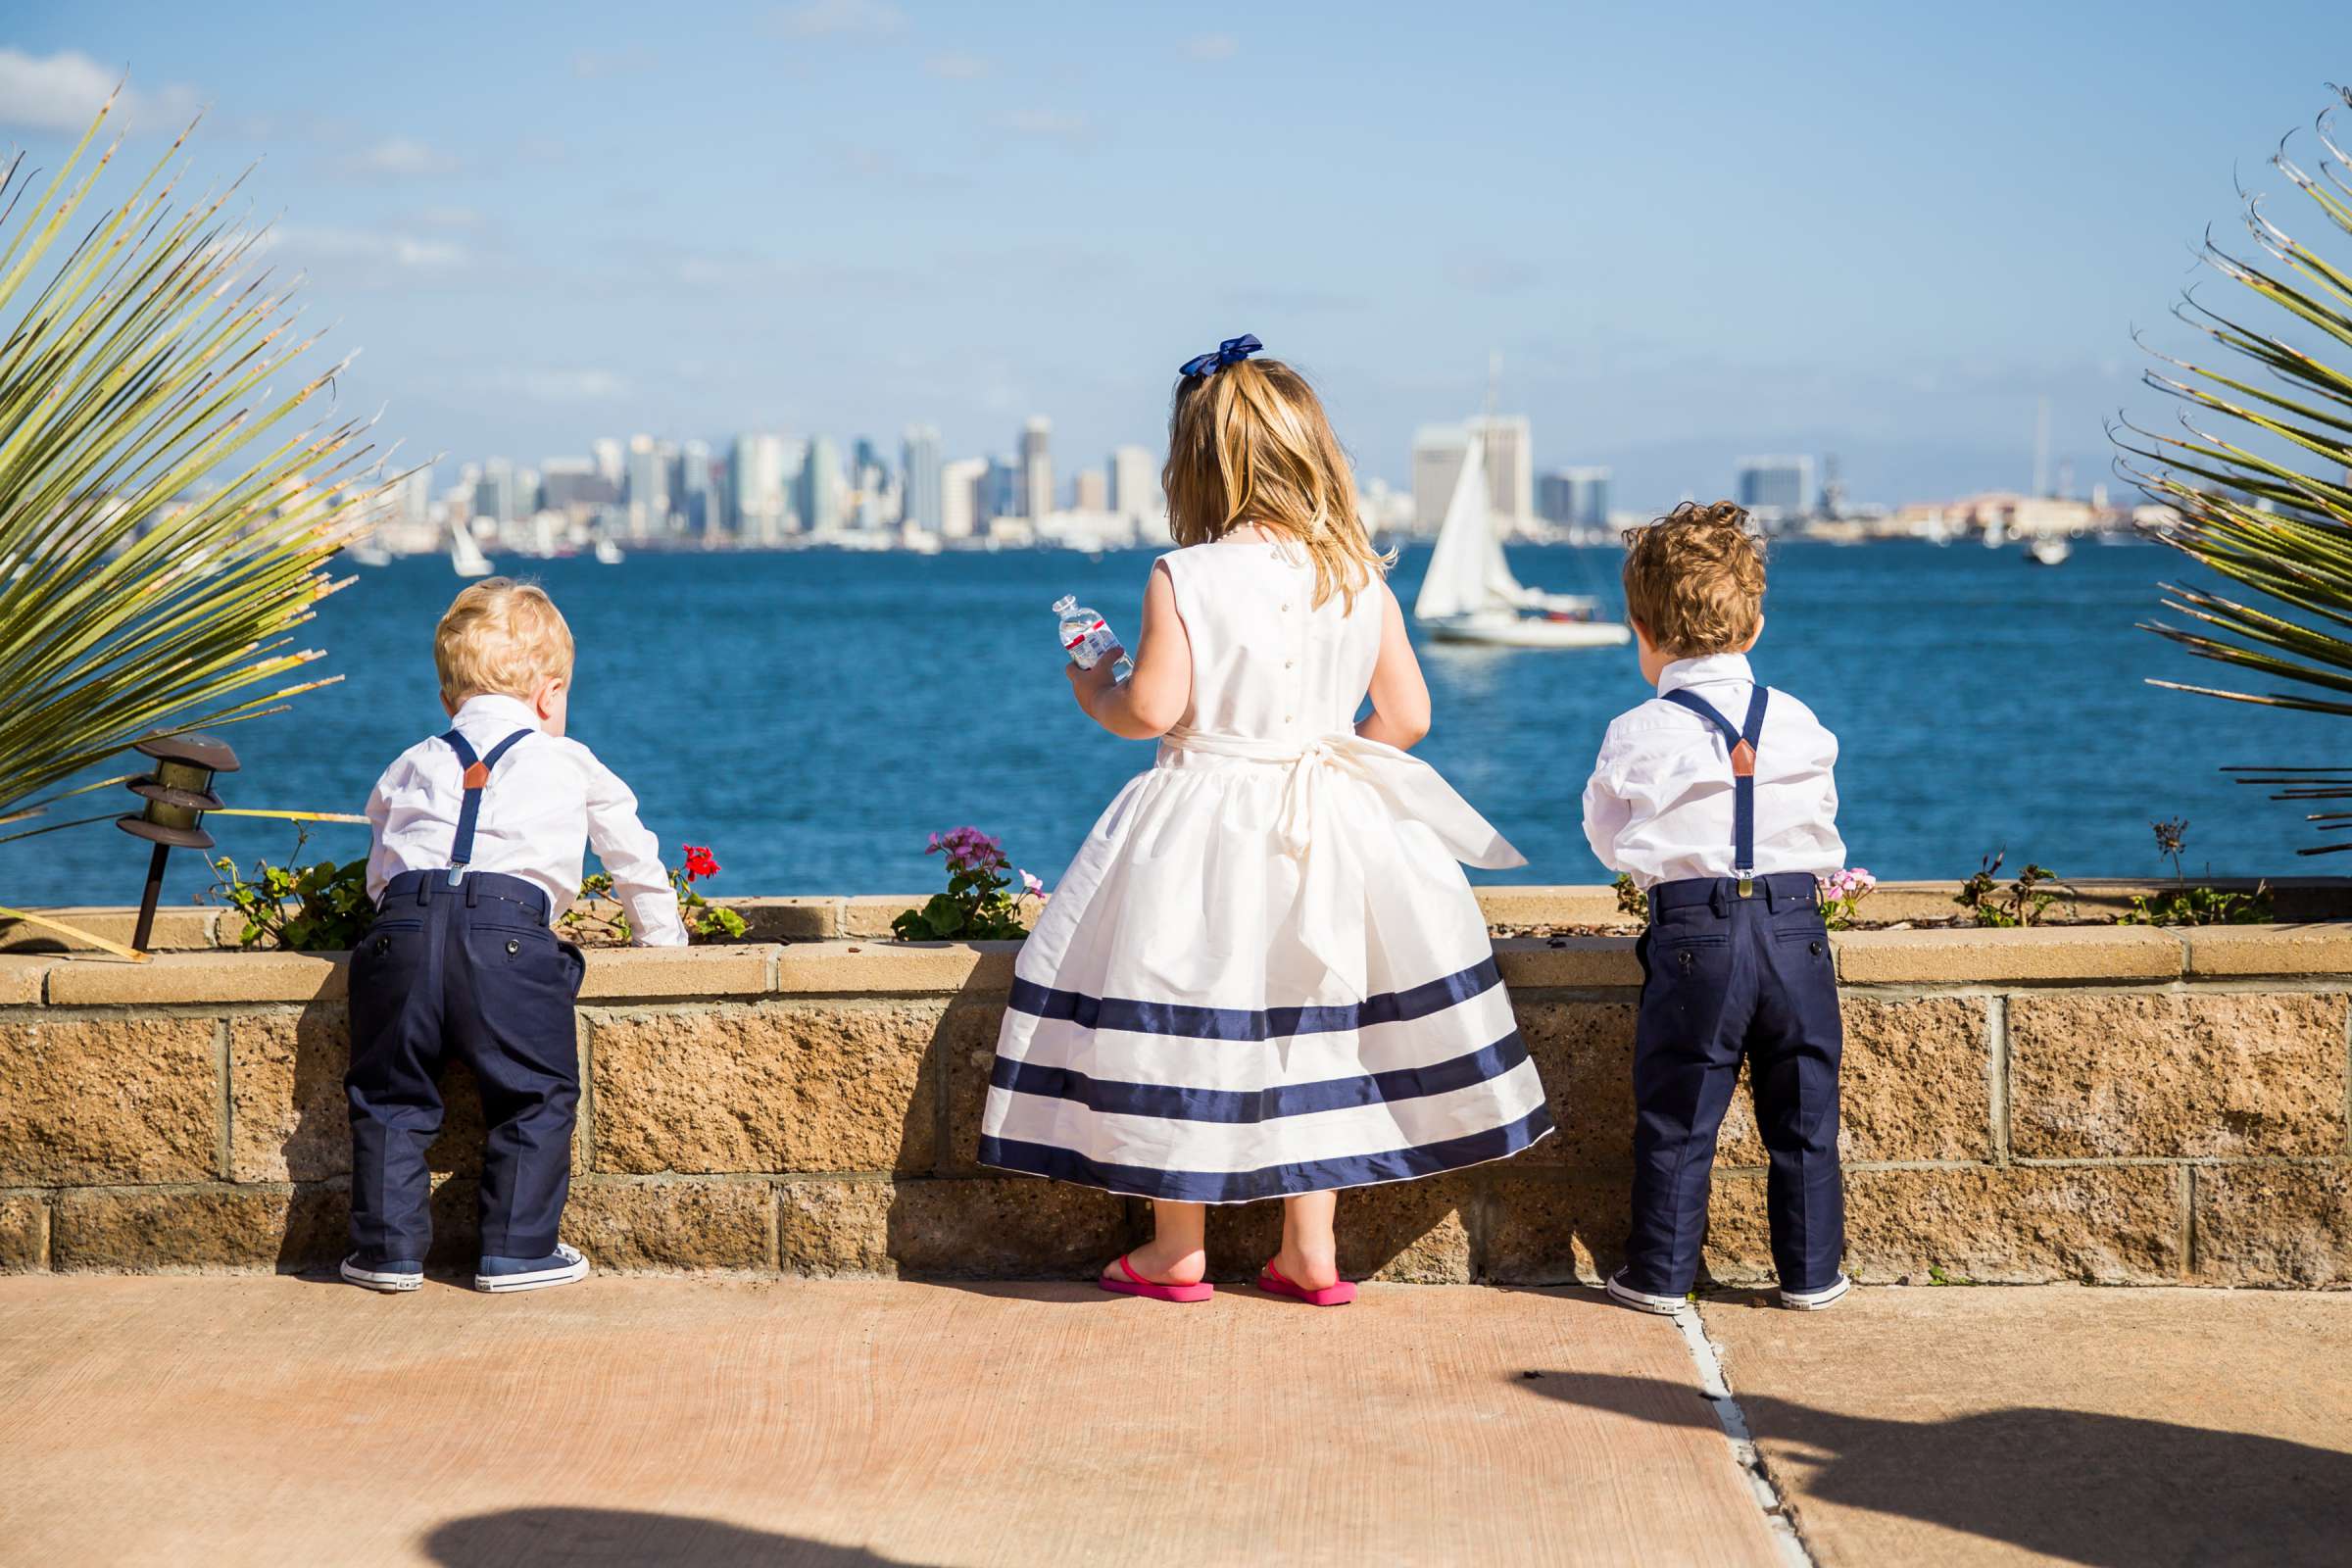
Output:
[1019,869,1045,899]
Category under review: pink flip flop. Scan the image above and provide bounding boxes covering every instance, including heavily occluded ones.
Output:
[1256,1261,1357,1307]
[1098,1253,1214,1303]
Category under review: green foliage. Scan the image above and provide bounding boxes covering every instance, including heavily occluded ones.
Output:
[1612,872,1648,922]
[210,832,372,952]
[892,826,1039,942]
[2119,884,2273,926]
[1955,851,2073,928]
[0,94,393,846]
[2122,87,2352,852]
[560,844,747,944]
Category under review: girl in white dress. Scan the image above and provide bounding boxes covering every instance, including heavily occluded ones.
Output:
[978,337,1554,1304]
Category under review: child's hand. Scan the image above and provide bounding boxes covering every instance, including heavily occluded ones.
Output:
[1065,648,1123,714]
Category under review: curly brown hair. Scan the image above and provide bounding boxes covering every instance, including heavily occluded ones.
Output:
[1620,501,1767,658]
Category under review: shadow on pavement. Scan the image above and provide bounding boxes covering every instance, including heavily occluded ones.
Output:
[423,1507,927,1567]
[1520,1371,2350,1566]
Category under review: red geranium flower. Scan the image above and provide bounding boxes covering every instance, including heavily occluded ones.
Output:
[683,845,719,882]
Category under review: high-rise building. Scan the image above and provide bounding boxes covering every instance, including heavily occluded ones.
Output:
[1108,445,1159,521]
[730,432,790,543]
[1070,468,1108,512]
[1412,417,1534,535]
[538,457,614,514]
[474,458,517,528]
[1736,456,1814,518]
[591,438,624,490]
[1411,425,1469,534]
[624,436,672,539]
[939,457,986,540]
[901,424,943,533]
[1538,466,1612,529]
[798,435,844,533]
[1020,417,1053,520]
[983,454,1023,524]
[675,440,716,537]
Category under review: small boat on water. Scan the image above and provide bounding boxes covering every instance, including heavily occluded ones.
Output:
[595,537,625,565]
[1412,433,1630,650]
[348,538,392,567]
[450,523,494,578]
[2025,535,2072,566]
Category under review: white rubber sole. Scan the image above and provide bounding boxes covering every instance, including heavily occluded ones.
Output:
[1604,1271,1688,1315]
[474,1249,590,1294]
[1778,1274,1852,1311]
[340,1259,423,1293]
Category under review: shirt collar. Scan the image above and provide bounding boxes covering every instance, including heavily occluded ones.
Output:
[452,692,543,733]
[1656,652,1754,698]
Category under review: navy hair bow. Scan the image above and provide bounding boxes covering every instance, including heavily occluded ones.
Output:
[1178,333,1262,378]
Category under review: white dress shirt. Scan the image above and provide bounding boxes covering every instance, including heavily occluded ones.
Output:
[364,693,688,945]
[1582,653,1846,890]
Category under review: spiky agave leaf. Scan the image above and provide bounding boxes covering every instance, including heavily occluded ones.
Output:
[0,90,402,854]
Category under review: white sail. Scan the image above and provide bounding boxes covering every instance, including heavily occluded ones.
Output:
[450,522,493,578]
[1413,435,1525,620]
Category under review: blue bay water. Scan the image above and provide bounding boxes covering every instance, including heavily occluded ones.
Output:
[11,538,2340,912]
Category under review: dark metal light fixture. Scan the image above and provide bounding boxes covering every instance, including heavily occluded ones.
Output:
[118,733,239,952]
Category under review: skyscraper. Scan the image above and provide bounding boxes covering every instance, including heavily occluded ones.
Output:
[1538,466,1612,528]
[473,457,517,528]
[1411,425,1469,534]
[798,436,844,534]
[675,439,716,537]
[624,435,671,539]
[939,457,986,540]
[1020,417,1053,520]
[1470,415,1534,534]
[1736,456,1814,518]
[983,454,1022,524]
[730,432,790,544]
[1071,468,1108,512]
[1108,446,1159,521]
[901,424,944,533]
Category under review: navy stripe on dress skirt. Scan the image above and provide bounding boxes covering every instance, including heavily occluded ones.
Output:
[1007,956,1501,1042]
[992,1029,1533,1124]
[977,1103,1555,1204]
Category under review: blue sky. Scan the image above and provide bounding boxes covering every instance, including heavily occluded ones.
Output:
[2,1,2342,505]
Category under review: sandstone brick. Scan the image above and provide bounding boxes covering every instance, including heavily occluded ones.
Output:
[50,1185,336,1271]
[2180,923,2352,977]
[577,944,772,1001]
[0,905,219,955]
[2192,1164,2352,1286]
[1515,1001,1637,1168]
[564,1180,773,1271]
[777,1179,896,1274]
[0,1193,49,1270]
[942,1002,1007,1176]
[1475,887,1628,930]
[842,897,926,939]
[44,949,345,1005]
[1719,997,1991,1166]
[0,1017,220,1185]
[593,1004,942,1175]
[882,1178,1134,1279]
[1705,1165,2185,1286]
[729,898,844,942]
[2009,993,2347,1158]
[1201,1180,1476,1283]
[230,1010,586,1182]
[0,955,50,1004]
[1834,925,2181,985]
[1479,1175,1631,1286]
[1493,939,1642,990]
[772,941,1019,996]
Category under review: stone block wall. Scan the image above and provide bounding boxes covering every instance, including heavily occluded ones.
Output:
[0,904,2347,1286]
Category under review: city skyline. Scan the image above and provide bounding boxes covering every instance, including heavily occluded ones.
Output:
[3,3,2338,505]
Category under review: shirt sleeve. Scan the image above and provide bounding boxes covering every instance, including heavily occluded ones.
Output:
[577,749,687,947]
[1581,723,1634,873]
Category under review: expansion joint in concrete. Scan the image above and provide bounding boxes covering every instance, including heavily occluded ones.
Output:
[1678,1301,1821,1568]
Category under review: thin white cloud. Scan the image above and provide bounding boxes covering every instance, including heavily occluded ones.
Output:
[334,137,463,179]
[921,52,991,79]
[269,223,471,271]
[0,49,201,135]
[993,109,1093,148]
[411,205,483,229]
[775,0,908,38]
[1183,33,1240,62]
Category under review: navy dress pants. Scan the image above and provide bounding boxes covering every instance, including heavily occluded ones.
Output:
[346,870,586,1260]
[1625,872,1844,1295]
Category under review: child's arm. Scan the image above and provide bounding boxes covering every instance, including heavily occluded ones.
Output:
[1355,582,1430,750]
[1582,723,1635,873]
[579,755,688,947]
[1069,561,1191,739]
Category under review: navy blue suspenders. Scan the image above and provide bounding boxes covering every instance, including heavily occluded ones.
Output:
[438,728,533,884]
[1660,686,1770,895]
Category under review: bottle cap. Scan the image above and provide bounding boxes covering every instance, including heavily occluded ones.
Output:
[1052,595,1076,613]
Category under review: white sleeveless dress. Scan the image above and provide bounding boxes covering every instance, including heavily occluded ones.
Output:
[978,539,1555,1202]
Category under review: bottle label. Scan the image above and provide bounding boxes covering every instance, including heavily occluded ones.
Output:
[1064,618,1118,668]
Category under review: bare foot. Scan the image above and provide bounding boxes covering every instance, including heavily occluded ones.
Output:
[1267,1244,1340,1292]
[1107,1239,1207,1288]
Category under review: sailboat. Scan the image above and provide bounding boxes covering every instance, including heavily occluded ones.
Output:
[450,521,494,578]
[1411,433,1630,649]
[594,537,625,564]
[348,537,392,567]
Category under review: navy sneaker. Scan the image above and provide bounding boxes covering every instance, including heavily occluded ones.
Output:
[474,1242,589,1294]
[340,1252,424,1293]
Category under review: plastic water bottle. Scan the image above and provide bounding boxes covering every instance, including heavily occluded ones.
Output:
[1054,595,1131,679]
